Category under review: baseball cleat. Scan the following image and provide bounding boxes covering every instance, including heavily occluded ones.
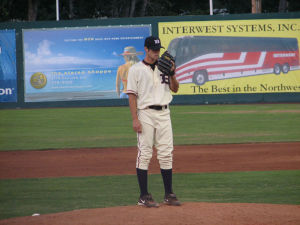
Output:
[137,194,159,208]
[164,193,181,206]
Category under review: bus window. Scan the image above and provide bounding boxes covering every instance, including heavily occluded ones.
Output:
[175,45,187,66]
[167,38,180,58]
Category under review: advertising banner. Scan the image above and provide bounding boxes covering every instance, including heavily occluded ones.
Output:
[23,25,151,102]
[0,29,17,102]
[158,19,300,95]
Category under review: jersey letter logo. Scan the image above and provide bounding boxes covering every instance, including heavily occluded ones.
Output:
[160,74,170,84]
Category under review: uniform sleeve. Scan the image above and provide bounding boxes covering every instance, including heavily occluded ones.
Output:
[126,66,138,96]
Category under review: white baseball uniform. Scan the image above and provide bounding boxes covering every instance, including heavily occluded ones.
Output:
[127,61,174,170]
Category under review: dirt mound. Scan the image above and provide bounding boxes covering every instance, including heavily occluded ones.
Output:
[1,202,300,225]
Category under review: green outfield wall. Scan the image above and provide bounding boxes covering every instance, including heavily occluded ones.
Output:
[1,12,300,109]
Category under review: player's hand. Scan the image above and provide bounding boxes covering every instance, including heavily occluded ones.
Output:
[133,118,142,133]
[171,61,175,72]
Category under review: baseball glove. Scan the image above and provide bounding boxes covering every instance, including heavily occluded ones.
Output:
[157,51,176,76]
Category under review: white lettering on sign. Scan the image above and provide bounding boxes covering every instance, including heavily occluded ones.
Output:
[273,53,295,58]
[0,88,13,95]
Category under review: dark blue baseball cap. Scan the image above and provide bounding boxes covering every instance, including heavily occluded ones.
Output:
[144,36,165,51]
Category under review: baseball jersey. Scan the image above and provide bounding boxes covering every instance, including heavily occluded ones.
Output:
[126,61,173,109]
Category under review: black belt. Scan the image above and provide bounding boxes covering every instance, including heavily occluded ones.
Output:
[148,105,168,110]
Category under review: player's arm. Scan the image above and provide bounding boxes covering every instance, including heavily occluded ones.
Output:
[169,63,179,93]
[157,52,179,93]
[128,93,142,133]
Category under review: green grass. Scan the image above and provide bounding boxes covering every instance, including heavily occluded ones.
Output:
[0,104,300,151]
[0,170,299,219]
[1,104,299,220]
[172,104,300,145]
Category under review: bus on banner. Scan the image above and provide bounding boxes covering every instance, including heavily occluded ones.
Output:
[167,36,300,85]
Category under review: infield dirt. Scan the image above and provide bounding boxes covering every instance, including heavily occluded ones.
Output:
[1,142,300,225]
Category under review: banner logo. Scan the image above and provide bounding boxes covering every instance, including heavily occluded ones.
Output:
[30,72,47,89]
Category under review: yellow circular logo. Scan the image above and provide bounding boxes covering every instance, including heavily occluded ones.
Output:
[30,72,47,89]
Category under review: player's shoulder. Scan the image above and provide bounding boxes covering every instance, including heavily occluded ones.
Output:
[131,61,143,69]
[129,61,143,72]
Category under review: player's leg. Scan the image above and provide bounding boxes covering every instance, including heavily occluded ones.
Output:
[136,120,155,170]
[155,113,181,206]
[155,117,174,193]
[154,113,174,171]
[136,120,159,207]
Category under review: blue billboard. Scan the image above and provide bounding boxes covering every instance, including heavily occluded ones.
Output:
[23,25,151,102]
[0,29,17,102]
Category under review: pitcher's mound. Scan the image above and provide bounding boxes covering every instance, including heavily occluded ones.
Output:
[1,202,300,225]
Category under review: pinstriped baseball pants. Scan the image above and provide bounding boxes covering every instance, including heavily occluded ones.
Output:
[136,107,174,170]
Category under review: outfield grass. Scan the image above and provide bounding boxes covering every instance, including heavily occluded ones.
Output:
[0,170,299,219]
[0,104,299,220]
[0,104,300,151]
